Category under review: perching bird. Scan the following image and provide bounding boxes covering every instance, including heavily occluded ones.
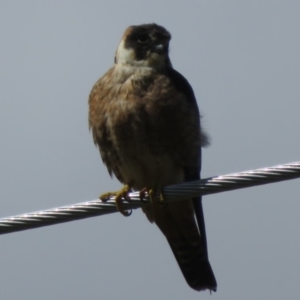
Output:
[88,23,217,292]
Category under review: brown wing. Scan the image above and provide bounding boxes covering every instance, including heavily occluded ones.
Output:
[140,68,216,291]
[88,67,124,181]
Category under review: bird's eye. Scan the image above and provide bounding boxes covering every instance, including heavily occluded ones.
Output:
[137,35,148,43]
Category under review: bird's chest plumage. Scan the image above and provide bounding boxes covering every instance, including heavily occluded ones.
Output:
[105,83,184,188]
[93,68,188,189]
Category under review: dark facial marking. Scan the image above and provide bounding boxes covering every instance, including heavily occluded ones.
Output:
[124,23,171,61]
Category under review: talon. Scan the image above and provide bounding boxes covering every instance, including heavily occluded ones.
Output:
[149,187,164,204]
[139,187,149,203]
[139,187,164,204]
[115,189,132,216]
[99,192,113,202]
[138,187,157,204]
[140,187,164,204]
[159,189,165,202]
[148,189,157,204]
[99,185,132,217]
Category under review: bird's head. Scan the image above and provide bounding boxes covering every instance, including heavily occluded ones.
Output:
[115,23,172,68]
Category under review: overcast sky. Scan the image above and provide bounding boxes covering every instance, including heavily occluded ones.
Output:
[0,1,299,299]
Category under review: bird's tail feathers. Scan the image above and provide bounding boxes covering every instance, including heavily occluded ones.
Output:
[167,236,217,292]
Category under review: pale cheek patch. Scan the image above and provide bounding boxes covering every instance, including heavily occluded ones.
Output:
[115,40,135,65]
[116,40,151,67]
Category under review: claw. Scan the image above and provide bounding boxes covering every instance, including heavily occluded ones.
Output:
[99,185,132,217]
[139,187,165,204]
[148,189,157,204]
[159,189,165,202]
[139,187,149,203]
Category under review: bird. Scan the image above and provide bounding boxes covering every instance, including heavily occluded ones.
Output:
[88,23,217,292]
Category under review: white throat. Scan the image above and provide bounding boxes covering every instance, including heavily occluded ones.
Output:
[115,40,151,67]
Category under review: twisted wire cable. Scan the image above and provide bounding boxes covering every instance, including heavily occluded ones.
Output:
[0,161,299,235]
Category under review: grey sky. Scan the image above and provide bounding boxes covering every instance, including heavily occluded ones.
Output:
[0,1,299,299]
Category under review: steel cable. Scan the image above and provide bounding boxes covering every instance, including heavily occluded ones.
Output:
[0,161,299,235]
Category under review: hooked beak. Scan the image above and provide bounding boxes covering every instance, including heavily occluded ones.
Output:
[152,44,165,54]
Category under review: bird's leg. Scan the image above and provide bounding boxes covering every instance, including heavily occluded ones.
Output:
[100,184,132,217]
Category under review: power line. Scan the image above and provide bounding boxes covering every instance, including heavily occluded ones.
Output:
[0,161,299,235]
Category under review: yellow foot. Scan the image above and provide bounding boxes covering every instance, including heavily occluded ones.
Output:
[139,187,165,204]
[100,185,132,217]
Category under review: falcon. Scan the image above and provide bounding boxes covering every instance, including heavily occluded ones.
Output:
[88,23,217,292]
